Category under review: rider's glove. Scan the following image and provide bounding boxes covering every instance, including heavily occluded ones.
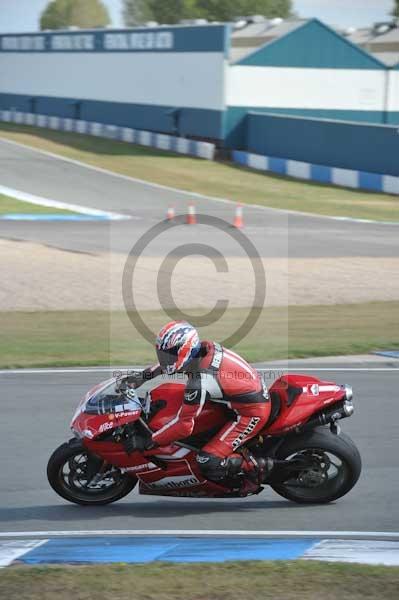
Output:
[125,370,145,388]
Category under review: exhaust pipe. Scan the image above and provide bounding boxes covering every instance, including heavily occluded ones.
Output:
[299,398,354,433]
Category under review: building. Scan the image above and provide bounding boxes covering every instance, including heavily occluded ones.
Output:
[0,25,229,141]
[230,17,308,62]
[1,18,398,151]
[226,18,389,147]
[347,22,399,67]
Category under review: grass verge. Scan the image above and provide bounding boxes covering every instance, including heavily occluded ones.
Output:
[0,123,398,222]
[0,193,77,215]
[1,302,398,368]
[2,561,399,600]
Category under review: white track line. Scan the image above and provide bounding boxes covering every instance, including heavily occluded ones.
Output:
[0,368,120,374]
[1,137,397,226]
[303,539,399,566]
[0,540,48,567]
[0,530,398,539]
[0,182,130,220]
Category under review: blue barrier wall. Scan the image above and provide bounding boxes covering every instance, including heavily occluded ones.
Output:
[246,112,399,176]
[224,107,389,149]
[0,93,222,139]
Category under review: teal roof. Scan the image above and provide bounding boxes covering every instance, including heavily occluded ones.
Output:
[236,19,385,70]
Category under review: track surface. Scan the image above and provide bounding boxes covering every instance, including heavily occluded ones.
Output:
[1,138,398,534]
[1,360,398,533]
[0,138,398,258]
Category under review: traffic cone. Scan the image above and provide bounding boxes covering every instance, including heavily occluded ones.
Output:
[166,205,175,221]
[233,203,244,228]
[186,203,197,225]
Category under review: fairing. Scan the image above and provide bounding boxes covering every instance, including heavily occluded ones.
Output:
[266,374,346,435]
[71,378,142,440]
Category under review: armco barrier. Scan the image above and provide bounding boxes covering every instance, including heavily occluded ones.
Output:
[233,150,399,196]
[0,110,216,161]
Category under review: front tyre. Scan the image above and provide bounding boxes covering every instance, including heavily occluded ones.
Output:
[270,428,361,504]
[47,439,137,506]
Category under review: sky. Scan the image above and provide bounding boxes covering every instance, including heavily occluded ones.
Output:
[0,0,395,33]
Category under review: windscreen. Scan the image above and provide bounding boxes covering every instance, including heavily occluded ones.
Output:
[84,380,143,416]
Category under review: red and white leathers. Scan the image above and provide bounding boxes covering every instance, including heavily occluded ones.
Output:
[142,341,271,458]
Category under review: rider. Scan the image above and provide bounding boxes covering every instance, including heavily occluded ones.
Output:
[126,321,272,494]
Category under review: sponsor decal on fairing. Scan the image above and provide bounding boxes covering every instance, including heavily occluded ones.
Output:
[114,411,141,418]
[144,475,201,490]
[99,421,114,433]
[122,462,158,473]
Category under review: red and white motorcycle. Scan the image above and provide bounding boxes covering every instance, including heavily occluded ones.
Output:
[47,372,361,505]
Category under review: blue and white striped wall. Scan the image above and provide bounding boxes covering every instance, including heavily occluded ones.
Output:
[233,150,399,196]
[0,109,216,160]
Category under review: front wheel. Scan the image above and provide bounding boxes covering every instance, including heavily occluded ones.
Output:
[270,428,361,504]
[47,439,137,505]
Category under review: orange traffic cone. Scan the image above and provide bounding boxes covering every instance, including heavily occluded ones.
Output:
[186,203,197,225]
[167,205,175,221]
[233,203,244,228]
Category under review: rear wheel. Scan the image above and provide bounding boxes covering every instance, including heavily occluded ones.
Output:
[47,439,137,506]
[270,428,361,504]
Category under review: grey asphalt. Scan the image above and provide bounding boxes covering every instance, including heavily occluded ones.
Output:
[1,360,398,534]
[0,138,398,258]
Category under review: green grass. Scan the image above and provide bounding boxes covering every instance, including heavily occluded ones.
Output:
[0,193,78,215]
[1,302,398,368]
[0,122,398,222]
[1,561,399,600]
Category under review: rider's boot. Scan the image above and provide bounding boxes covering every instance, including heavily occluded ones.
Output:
[238,456,274,497]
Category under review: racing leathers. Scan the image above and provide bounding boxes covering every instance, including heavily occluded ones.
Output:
[130,341,271,487]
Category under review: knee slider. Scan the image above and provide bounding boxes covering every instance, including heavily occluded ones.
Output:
[227,455,243,477]
[196,452,244,481]
[196,452,228,481]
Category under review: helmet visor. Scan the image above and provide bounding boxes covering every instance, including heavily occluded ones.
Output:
[156,346,178,371]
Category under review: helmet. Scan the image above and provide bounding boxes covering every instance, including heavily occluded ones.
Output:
[156,321,201,375]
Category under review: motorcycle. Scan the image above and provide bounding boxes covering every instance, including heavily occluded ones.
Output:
[47,371,361,505]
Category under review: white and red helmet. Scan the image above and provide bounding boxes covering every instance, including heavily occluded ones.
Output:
[156,321,201,374]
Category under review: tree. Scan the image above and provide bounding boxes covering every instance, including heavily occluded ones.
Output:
[123,0,199,25]
[392,0,399,18]
[150,0,199,25]
[195,0,292,21]
[123,0,292,26]
[123,0,155,25]
[40,0,110,30]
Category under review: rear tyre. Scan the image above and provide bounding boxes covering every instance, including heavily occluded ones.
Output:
[47,439,137,506]
[270,428,361,504]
